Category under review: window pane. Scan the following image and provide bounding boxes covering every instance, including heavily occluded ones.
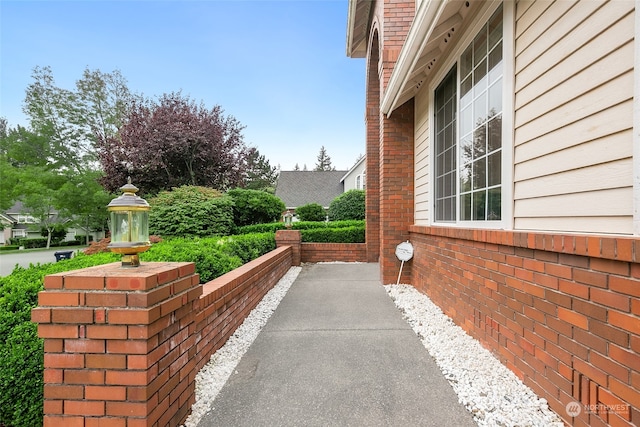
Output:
[473,123,487,159]
[460,193,472,221]
[488,188,501,220]
[488,151,501,186]
[473,158,486,190]
[460,163,472,193]
[487,115,502,152]
[461,76,473,107]
[461,45,473,78]
[473,30,487,67]
[473,190,486,220]
[460,134,473,164]
[474,58,488,95]
[488,79,502,118]
[489,41,503,80]
[488,8,503,50]
[474,92,487,125]
[460,105,472,137]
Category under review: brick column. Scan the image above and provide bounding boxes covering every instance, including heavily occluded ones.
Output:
[275,230,301,266]
[31,262,202,427]
[379,99,415,284]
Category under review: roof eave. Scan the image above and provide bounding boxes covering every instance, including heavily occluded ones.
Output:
[346,0,372,58]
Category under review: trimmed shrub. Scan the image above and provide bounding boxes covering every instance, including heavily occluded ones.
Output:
[295,203,326,222]
[15,238,47,249]
[227,188,285,227]
[235,220,365,235]
[300,225,365,243]
[149,186,235,237]
[328,189,365,221]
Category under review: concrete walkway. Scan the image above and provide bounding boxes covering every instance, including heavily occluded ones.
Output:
[198,263,476,427]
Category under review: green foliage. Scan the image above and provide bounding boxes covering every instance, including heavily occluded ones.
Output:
[218,233,276,264]
[236,220,365,235]
[295,203,326,222]
[140,237,242,283]
[227,188,285,227]
[40,223,67,244]
[15,238,48,249]
[300,225,365,243]
[149,186,235,237]
[328,189,365,221]
[0,322,43,427]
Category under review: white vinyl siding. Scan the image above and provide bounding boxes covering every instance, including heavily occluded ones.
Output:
[513,0,635,234]
[415,87,431,223]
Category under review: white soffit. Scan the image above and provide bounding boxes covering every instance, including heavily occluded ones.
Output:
[381,0,480,116]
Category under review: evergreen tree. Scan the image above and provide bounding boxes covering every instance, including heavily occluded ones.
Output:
[314,146,335,171]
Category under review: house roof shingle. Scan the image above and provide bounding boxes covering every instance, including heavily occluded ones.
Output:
[275,171,348,209]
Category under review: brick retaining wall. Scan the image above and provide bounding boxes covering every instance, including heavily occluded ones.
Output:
[409,225,640,427]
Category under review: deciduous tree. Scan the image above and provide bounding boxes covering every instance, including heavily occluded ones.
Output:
[98,92,249,195]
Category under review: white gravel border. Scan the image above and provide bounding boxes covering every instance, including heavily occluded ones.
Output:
[181,266,302,427]
[182,264,564,427]
[386,284,564,427]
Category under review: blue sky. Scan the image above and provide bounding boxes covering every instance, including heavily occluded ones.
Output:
[0,0,365,171]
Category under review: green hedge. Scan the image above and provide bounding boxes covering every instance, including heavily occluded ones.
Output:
[0,232,276,427]
[14,238,48,249]
[300,226,365,243]
[237,220,364,235]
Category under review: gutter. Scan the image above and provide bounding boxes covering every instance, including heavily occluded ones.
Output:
[380,0,447,116]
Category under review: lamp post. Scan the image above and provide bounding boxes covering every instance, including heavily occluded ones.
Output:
[283,210,293,229]
[107,178,151,267]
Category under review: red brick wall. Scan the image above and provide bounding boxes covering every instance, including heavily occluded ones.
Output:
[301,243,367,263]
[408,225,640,427]
[32,262,202,427]
[365,29,381,263]
[365,0,416,282]
[379,99,415,284]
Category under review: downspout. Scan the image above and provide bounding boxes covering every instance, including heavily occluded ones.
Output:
[381,0,446,116]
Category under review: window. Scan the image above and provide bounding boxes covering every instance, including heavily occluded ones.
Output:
[355,172,366,190]
[17,214,37,224]
[12,229,26,238]
[434,6,503,222]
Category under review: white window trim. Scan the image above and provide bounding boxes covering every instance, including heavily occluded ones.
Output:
[430,1,514,230]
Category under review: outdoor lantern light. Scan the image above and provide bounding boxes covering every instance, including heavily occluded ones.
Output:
[283,210,293,229]
[107,177,151,267]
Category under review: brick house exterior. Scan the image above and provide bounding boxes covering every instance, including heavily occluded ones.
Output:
[347,1,640,426]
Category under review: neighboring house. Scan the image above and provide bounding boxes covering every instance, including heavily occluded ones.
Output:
[0,201,55,243]
[0,201,104,245]
[275,170,349,211]
[347,1,638,426]
[341,156,366,192]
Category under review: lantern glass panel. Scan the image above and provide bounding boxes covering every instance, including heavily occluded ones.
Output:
[110,211,149,244]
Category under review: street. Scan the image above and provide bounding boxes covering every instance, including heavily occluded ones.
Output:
[0,247,85,277]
